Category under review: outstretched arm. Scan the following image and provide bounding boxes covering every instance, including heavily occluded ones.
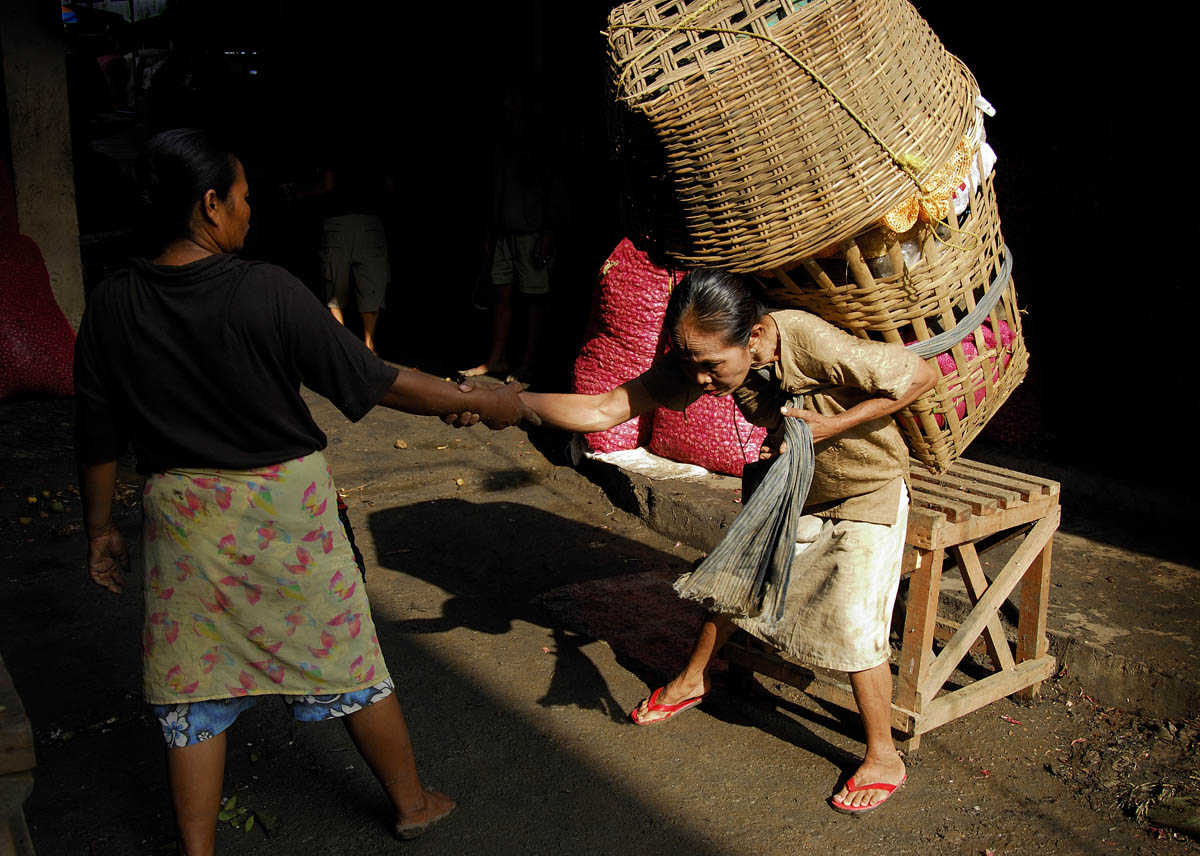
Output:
[519,377,659,433]
[379,370,539,429]
[780,358,938,444]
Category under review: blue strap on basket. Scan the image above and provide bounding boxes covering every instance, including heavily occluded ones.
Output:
[906,246,1012,359]
[675,247,1013,620]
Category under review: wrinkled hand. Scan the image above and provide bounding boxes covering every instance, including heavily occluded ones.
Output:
[453,381,541,430]
[758,425,787,460]
[441,409,481,428]
[759,438,787,460]
[441,380,483,428]
[779,405,843,444]
[87,525,129,594]
[482,382,541,430]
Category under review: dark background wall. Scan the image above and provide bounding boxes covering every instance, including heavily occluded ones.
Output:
[918,5,1197,490]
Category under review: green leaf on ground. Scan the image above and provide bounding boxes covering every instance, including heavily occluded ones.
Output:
[256,812,277,835]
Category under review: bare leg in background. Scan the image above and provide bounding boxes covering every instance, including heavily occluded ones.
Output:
[509,295,545,384]
[361,310,378,354]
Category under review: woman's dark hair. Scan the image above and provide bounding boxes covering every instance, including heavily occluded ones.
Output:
[137,128,238,247]
[663,268,766,347]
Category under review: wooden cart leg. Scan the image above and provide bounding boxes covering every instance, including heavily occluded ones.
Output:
[896,547,944,749]
[952,543,1016,673]
[1016,518,1055,700]
[724,630,760,695]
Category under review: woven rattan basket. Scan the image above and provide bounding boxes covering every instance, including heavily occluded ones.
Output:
[607,0,978,272]
[756,165,1027,471]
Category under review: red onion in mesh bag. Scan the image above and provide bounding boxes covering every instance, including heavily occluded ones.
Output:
[572,238,673,452]
[0,235,75,400]
[909,320,1014,426]
[650,395,768,477]
[0,162,75,400]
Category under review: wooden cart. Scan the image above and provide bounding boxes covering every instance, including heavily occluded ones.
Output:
[725,458,1060,752]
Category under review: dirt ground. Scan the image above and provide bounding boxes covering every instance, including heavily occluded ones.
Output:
[2,392,1197,855]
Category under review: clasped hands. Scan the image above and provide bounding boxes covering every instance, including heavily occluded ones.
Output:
[441,380,540,430]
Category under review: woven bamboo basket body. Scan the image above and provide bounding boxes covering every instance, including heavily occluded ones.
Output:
[607,0,978,272]
[757,163,1027,471]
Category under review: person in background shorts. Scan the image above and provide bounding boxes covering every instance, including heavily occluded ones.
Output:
[291,137,392,354]
[461,86,564,387]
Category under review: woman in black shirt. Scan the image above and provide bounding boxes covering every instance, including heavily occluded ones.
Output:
[75,128,532,851]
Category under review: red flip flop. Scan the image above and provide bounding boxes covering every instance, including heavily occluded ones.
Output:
[829,774,907,815]
[629,686,705,726]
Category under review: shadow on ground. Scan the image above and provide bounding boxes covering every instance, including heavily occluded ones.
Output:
[367,497,890,776]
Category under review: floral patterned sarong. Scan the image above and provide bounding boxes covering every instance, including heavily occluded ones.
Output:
[141,452,389,704]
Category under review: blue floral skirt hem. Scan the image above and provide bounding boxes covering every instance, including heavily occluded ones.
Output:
[152,678,395,748]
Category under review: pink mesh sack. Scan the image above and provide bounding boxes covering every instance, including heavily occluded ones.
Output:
[0,162,75,399]
[909,319,1014,426]
[0,235,75,400]
[650,394,767,477]
[572,238,673,452]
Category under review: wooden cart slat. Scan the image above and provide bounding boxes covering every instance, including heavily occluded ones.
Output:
[911,490,973,523]
[949,459,1060,496]
[909,469,1023,508]
[912,481,999,516]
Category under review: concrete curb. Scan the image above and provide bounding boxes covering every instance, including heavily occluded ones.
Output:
[576,455,1200,722]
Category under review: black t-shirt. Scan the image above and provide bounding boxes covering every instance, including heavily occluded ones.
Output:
[74,254,399,473]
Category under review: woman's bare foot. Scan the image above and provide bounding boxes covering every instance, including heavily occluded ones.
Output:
[832,752,906,810]
[394,787,456,840]
[632,674,711,725]
[504,365,533,386]
[459,362,508,379]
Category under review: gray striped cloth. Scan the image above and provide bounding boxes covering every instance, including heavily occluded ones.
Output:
[674,393,814,622]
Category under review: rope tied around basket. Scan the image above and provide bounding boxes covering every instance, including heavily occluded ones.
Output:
[881,139,975,234]
[608,17,935,194]
[674,247,1013,618]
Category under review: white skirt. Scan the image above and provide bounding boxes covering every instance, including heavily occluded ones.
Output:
[733,484,908,672]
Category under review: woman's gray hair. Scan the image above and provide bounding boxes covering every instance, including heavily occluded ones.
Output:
[663,268,765,347]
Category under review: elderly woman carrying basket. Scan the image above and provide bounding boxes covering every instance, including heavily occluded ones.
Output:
[74,129,535,852]
[518,268,936,813]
